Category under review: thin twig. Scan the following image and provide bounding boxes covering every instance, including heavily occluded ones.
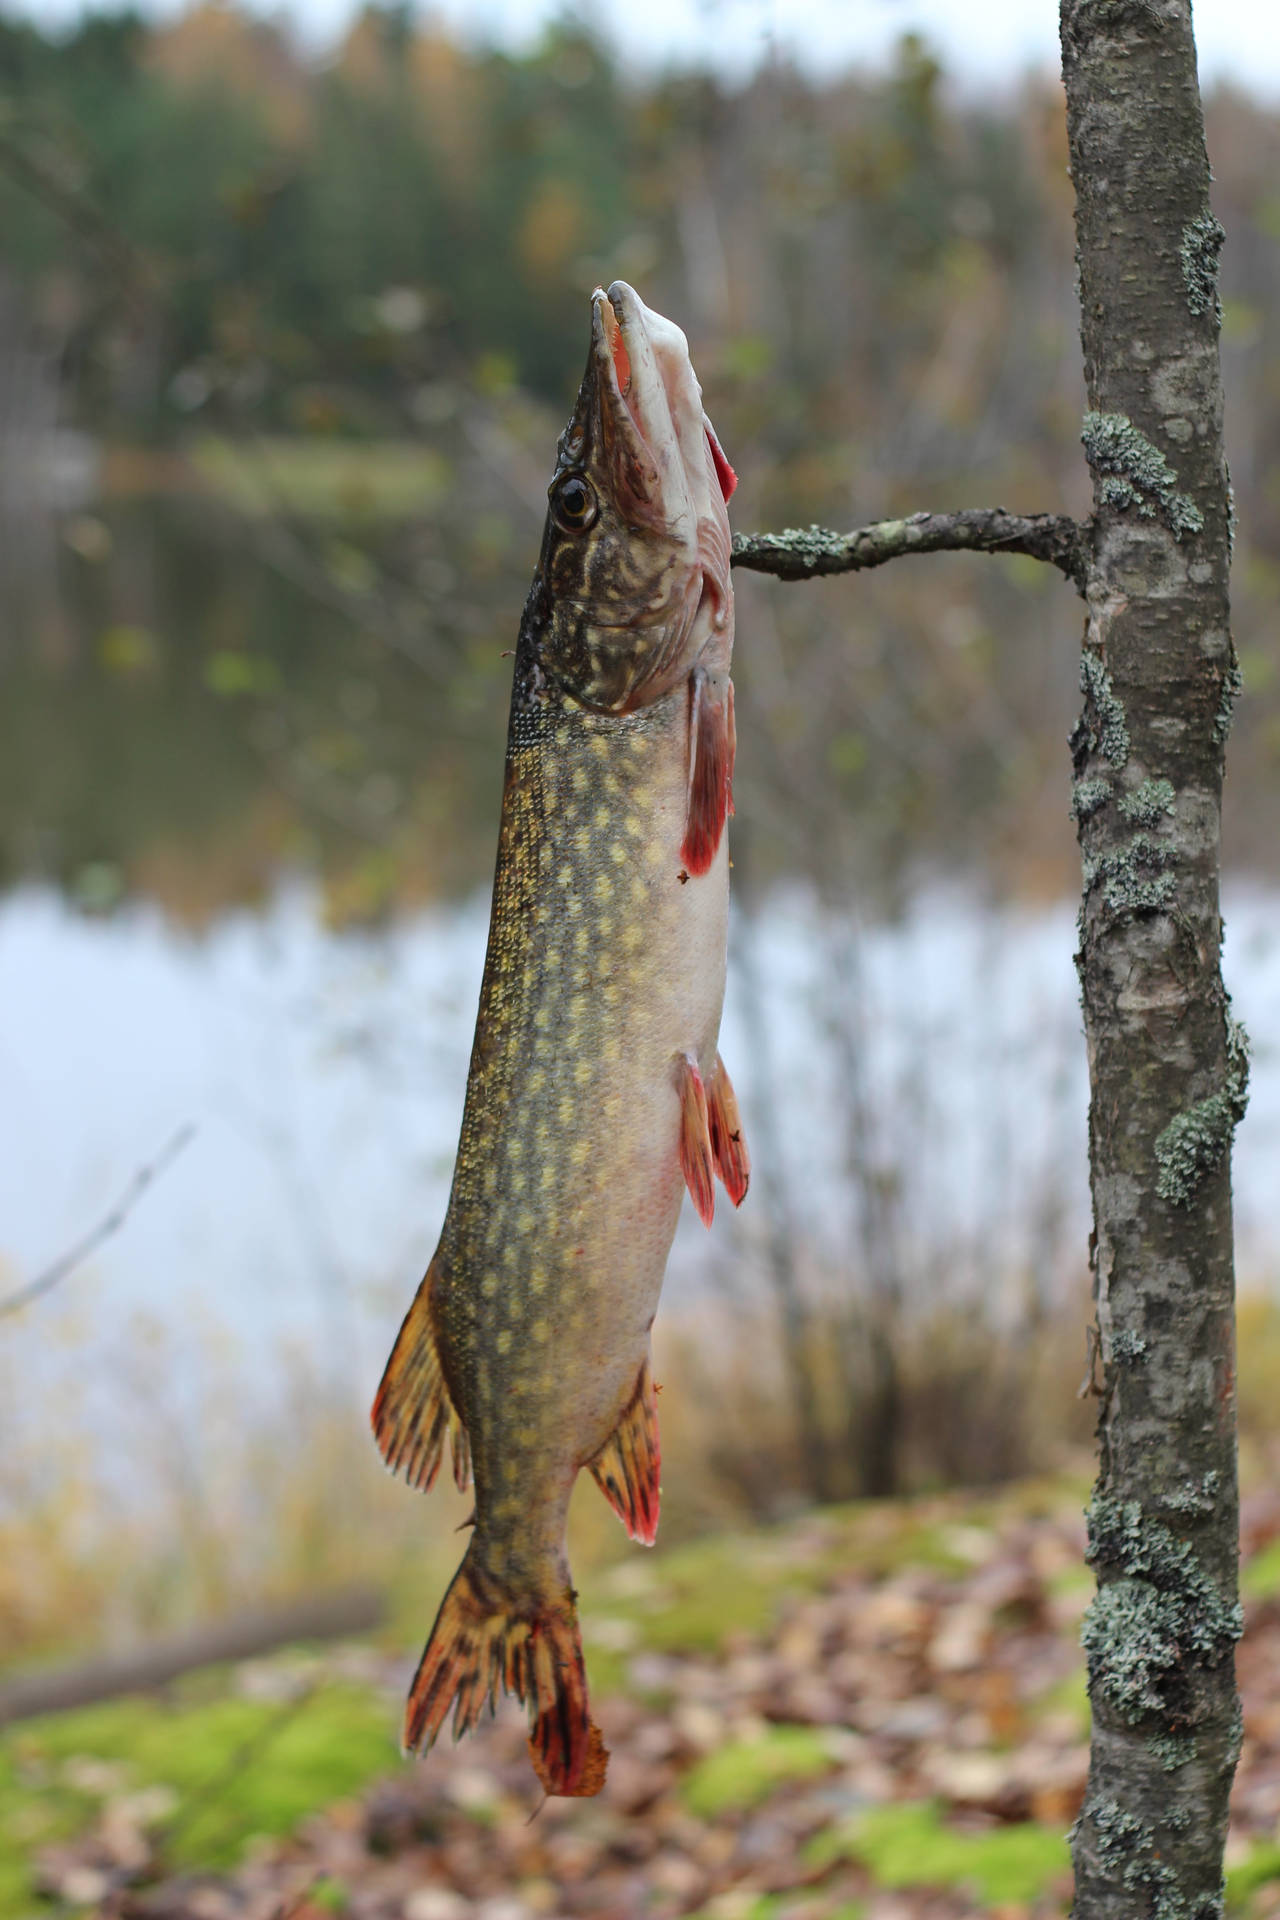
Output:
[0,1124,196,1320]
[732,508,1089,593]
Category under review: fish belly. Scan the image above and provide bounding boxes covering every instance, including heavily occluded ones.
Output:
[435,686,728,1526]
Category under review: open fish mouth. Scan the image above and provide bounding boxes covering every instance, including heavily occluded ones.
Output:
[590,281,735,529]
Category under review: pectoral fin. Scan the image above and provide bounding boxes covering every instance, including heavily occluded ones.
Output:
[588,1357,661,1546]
[371,1260,471,1493]
[681,670,735,877]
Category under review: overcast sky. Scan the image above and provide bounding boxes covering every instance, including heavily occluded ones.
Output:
[7,0,1280,98]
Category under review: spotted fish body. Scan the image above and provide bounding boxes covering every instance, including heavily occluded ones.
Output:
[373,282,747,1797]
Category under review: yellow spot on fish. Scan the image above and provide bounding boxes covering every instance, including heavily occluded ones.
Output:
[496,1329,513,1355]
[531,1318,550,1342]
[610,843,627,865]
[575,827,592,854]
[510,1171,526,1195]
[597,915,613,938]
[517,1210,535,1235]
[571,766,590,794]
[558,1097,574,1126]
[527,1068,546,1093]
[508,1139,524,1161]
[530,1267,548,1295]
[545,947,561,971]
[573,1059,593,1086]
[481,1273,499,1298]
[594,805,610,829]
[593,874,613,903]
[569,1136,591,1166]
[540,1165,556,1192]
[602,983,620,1008]
[534,1008,550,1030]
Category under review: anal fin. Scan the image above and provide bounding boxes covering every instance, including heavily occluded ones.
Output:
[677,1051,715,1227]
[707,1051,750,1207]
[371,1260,471,1493]
[681,670,735,877]
[588,1358,661,1546]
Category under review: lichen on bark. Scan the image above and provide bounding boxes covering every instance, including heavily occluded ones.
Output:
[1081,411,1204,539]
[1179,212,1225,323]
[1154,1016,1250,1205]
[1062,0,1241,1912]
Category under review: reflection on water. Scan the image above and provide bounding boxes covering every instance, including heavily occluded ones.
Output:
[2,879,1277,1486]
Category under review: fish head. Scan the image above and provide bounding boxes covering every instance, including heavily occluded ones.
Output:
[531,280,736,713]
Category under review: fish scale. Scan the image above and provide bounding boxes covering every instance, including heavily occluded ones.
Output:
[372,281,748,1797]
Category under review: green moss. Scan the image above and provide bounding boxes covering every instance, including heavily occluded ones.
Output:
[1082,1497,1242,1729]
[808,1799,1068,1903]
[1080,652,1131,766]
[1154,1018,1250,1205]
[1120,778,1176,827]
[0,1679,396,1905]
[1081,410,1203,539]
[681,1724,832,1818]
[1226,1840,1280,1909]
[1240,1538,1280,1600]
[1072,776,1113,822]
[1180,213,1226,324]
[1082,831,1176,916]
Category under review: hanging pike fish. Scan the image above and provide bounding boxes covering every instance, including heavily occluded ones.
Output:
[372,281,747,1798]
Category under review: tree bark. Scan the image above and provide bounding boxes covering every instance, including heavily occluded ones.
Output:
[733,6,1243,1907]
[1060,3,1243,1913]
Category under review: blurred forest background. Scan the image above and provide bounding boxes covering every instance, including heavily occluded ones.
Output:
[1,0,1280,1791]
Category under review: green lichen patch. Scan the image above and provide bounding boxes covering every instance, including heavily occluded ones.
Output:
[1082,1796,1225,1920]
[1110,1328,1149,1365]
[681,1724,832,1818]
[1215,660,1243,745]
[1120,778,1177,826]
[1081,410,1204,539]
[1072,775,1112,822]
[1180,212,1226,324]
[1148,1728,1198,1772]
[1154,1017,1250,1206]
[1082,830,1176,916]
[1080,652,1131,766]
[808,1799,1069,1903]
[1082,1496,1243,1730]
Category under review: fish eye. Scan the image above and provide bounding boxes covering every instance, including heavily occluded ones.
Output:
[552,473,597,533]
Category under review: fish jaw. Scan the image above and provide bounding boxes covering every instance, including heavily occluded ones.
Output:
[532,283,735,714]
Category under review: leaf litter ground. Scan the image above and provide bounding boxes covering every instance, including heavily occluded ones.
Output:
[15,1476,1280,1919]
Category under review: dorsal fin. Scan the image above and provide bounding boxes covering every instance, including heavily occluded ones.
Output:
[371,1260,471,1493]
[588,1357,661,1546]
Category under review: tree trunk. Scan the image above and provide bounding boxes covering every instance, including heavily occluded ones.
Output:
[731,5,1244,1899]
[1061,2,1244,1912]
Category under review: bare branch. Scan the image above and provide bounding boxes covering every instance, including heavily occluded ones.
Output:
[0,1124,196,1321]
[732,509,1089,593]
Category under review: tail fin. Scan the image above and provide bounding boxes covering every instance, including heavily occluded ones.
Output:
[404,1544,608,1798]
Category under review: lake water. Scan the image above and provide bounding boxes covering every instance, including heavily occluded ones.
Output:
[2,878,1277,1467]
